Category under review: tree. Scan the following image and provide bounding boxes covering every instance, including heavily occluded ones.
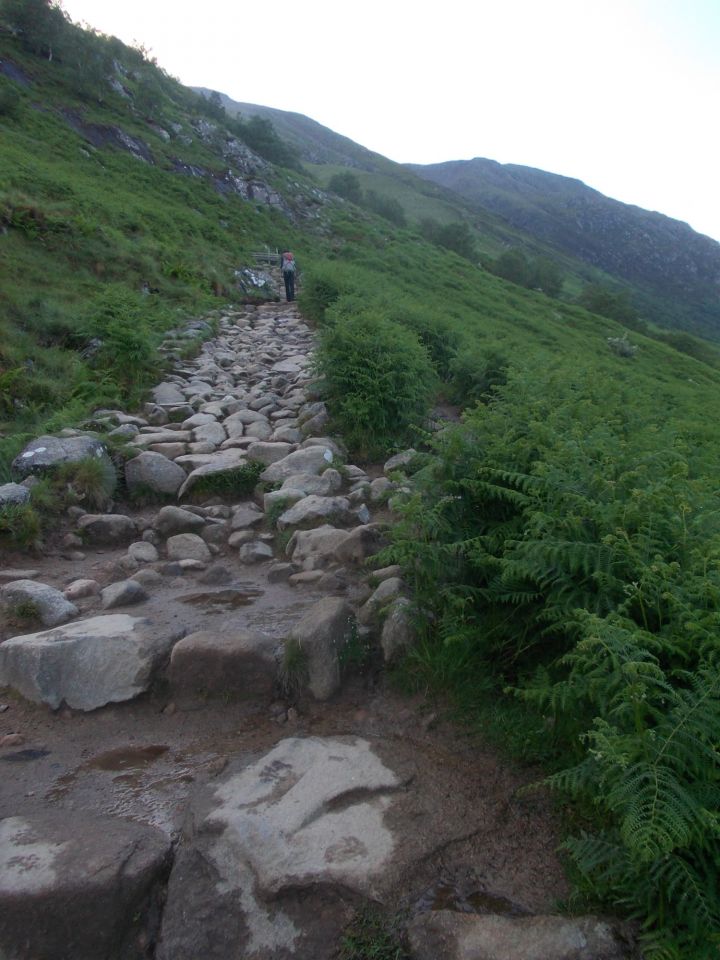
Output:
[363,190,406,227]
[529,256,563,298]
[328,171,363,205]
[1,0,69,59]
[235,115,299,168]
[492,249,532,287]
[420,218,476,261]
[578,284,639,324]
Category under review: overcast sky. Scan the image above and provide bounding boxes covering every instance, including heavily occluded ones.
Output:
[60,0,720,242]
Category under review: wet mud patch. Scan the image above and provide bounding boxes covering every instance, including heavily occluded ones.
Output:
[415,876,529,917]
[179,588,263,611]
[1,748,51,762]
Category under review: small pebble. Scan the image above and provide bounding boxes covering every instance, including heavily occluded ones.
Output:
[422,712,438,732]
[0,733,25,748]
[207,757,228,777]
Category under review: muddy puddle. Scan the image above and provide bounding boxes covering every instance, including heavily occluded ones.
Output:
[42,742,212,830]
[415,879,529,917]
[179,587,263,611]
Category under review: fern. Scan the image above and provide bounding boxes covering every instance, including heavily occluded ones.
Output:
[386,370,720,952]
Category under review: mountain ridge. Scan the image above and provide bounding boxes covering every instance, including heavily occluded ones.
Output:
[198,86,720,338]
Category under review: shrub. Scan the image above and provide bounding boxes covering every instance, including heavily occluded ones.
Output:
[315,308,437,459]
[298,263,364,325]
[363,190,406,227]
[447,343,509,406]
[328,172,363,205]
[54,456,116,509]
[279,638,309,696]
[81,285,165,403]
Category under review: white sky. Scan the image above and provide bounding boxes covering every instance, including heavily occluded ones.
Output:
[60,0,720,242]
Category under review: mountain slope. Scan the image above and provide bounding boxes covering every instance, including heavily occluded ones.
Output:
[408,157,720,337]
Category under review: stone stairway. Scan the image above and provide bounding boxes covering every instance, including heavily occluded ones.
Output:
[0,296,629,959]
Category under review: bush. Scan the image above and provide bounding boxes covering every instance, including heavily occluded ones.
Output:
[489,250,563,298]
[447,344,509,406]
[298,263,364,325]
[419,218,476,261]
[80,285,166,403]
[363,190,406,227]
[315,308,437,459]
[0,502,41,547]
[328,172,363,205]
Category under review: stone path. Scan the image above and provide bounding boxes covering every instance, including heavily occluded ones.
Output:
[0,296,630,959]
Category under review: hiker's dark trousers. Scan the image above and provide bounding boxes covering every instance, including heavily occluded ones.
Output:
[283,271,295,301]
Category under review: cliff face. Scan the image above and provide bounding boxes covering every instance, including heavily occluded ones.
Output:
[409,158,720,337]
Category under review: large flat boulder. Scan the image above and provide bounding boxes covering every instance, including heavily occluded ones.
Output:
[0,811,171,960]
[0,614,172,711]
[153,505,205,537]
[286,525,351,569]
[177,454,249,499]
[158,737,401,960]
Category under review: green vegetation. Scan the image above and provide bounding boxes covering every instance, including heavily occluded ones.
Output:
[0,1,303,444]
[314,300,437,459]
[384,367,720,959]
[489,248,564,298]
[419,217,476,261]
[328,171,406,227]
[187,462,263,501]
[279,637,310,696]
[338,908,408,960]
[0,455,116,548]
[0,502,41,548]
[3,7,720,954]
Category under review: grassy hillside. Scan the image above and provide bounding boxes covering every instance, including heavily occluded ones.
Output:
[410,157,720,339]
[0,11,313,459]
[2,7,720,955]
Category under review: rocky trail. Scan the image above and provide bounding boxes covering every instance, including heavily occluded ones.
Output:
[0,294,630,959]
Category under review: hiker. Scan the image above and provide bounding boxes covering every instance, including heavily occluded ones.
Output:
[281,250,296,302]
